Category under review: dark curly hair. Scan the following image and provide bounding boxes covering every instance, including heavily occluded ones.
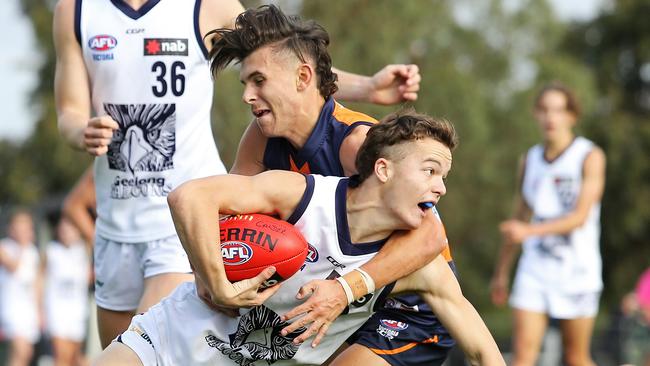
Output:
[207,5,338,99]
[355,108,458,184]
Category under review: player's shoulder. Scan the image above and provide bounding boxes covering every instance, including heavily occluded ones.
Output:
[199,0,244,35]
[54,0,76,18]
[331,101,378,126]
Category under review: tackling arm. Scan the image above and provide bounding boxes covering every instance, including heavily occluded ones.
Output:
[395,256,505,366]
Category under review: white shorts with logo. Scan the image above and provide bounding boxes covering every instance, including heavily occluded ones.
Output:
[509,271,601,319]
[94,234,192,311]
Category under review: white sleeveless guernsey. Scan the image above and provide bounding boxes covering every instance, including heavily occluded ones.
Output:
[77,0,226,242]
[125,175,393,365]
[517,137,602,294]
[45,241,90,336]
[0,239,40,341]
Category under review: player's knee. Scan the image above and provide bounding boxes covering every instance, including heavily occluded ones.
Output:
[563,351,594,366]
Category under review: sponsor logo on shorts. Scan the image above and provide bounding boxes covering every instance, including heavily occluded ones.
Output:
[221,242,253,265]
[144,38,188,56]
[376,319,409,340]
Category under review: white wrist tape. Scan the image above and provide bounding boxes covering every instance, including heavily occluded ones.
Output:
[335,276,355,304]
[354,268,376,294]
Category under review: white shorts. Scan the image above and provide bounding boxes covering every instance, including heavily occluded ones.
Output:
[0,303,39,343]
[94,234,192,311]
[510,272,601,319]
[46,304,87,341]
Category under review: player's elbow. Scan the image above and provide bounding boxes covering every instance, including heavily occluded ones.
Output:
[167,181,198,216]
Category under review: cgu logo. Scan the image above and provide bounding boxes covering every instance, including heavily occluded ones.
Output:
[221,242,253,265]
[89,35,117,51]
[380,319,409,331]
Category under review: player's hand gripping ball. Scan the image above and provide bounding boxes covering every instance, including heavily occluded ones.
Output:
[220,214,309,288]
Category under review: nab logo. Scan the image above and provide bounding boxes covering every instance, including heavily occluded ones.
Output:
[380,319,409,331]
[221,242,252,265]
[144,38,188,56]
[88,35,117,51]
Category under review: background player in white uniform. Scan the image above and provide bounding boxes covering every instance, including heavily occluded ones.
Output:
[53,0,422,348]
[44,215,91,366]
[490,82,606,366]
[0,210,41,366]
[94,110,504,366]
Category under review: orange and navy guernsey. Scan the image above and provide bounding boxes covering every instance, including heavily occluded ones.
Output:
[263,97,376,176]
[263,97,458,364]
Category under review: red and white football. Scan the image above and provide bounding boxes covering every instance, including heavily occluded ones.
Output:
[219,214,308,287]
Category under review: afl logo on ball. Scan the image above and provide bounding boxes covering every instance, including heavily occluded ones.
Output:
[88,35,117,51]
[221,242,253,265]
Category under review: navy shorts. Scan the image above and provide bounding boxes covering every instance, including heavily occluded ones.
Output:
[347,311,455,366]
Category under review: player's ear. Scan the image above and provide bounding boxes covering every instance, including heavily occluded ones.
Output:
[374,158,391,183]
[296,63,313,91]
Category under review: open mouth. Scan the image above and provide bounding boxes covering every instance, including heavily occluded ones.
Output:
[418,202,435,212]
[253,109,271,118]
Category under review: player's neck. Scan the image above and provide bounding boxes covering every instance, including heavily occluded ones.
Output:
[345,186,397,243]
[543,132,575,160]
[123,0,150,10]
[284,96,326,149]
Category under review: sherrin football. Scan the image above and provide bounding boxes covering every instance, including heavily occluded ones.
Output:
[219,214,309,287]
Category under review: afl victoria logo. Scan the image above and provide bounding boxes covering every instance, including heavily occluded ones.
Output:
[221,242,253,265]
[379,319,409,331]
[89,35,117,51]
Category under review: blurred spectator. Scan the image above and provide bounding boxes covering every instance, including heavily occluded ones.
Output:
[0,209,42,366]
[44,214,91,366]
[620,268,650,366]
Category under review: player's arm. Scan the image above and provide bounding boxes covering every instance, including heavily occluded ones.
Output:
[394,256,505,366]
[0,243,22,273]
[332,64,421,105]
[229,121,268,175]
[490,156,530,306]
[167,170,306,308]
[62,167,96,248]
[500,147,606,243]
[199,0,244,50]
[53,0,118,155]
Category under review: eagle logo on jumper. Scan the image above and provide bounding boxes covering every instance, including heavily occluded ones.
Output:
[205,305,304,365]
[104,103,176,173]
[104,103,175,199]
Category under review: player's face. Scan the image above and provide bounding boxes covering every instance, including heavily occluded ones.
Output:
[240,45,302,138]
[383,138,452,229]
[8,213,34,245]
[57,218,81,246]
[534,90,576,142]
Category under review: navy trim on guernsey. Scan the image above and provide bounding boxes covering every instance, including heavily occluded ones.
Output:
[74,0,82,46]
[193,0,209,59]
[335,178,389,255]
[110,0,160,20]
[286,175,315,225]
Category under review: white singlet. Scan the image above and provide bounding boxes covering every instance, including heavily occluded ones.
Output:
[0,238,40,342]
[77,0,226,242]
[515,136,602,294]
[120,175,394,365]
[45,241,90,341]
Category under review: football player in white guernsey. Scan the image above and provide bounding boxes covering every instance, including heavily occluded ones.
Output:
[0,210,41,366]
[93,110,504,366]
[53,0,423,349]
[490,82,606,366]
